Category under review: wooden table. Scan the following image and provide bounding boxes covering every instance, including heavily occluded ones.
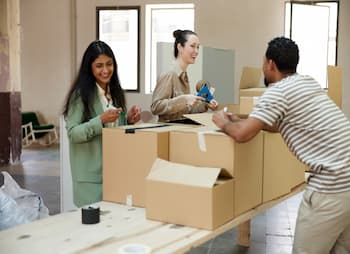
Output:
[0,184,304,254]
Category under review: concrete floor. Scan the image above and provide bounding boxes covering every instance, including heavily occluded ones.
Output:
[0,144,303,253]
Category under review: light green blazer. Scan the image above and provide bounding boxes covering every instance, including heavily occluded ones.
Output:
[66,92,105,207]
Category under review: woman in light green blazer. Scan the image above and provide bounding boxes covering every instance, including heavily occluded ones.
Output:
[62,41,140,207]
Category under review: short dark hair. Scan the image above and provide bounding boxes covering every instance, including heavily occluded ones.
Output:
[265,37,299,74]
[173,29,197,58]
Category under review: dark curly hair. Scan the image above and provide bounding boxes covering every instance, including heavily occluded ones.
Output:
[265,36,299,74]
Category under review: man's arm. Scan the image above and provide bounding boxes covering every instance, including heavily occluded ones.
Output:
[222,117,265,142]
[263,123,279,133]
[212,111,269,143]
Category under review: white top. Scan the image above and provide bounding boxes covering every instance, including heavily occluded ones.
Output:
[96,83,117,127]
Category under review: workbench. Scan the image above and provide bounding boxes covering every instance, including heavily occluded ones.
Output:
[0,184,304,254]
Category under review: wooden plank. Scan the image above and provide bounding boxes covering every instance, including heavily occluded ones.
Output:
[0,204,162,254]
[237,220,250,247]
[0,184,305,254]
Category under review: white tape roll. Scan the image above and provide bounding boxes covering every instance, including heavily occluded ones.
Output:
[118,243,151,254]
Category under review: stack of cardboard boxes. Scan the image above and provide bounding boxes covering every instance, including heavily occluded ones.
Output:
[102,112,306,230]
[168,125,263,218]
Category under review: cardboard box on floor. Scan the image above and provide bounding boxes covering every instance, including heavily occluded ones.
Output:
[146,158,234,230]
[102,123,194,207]
[263,131,306,202]
[170,113,264,217]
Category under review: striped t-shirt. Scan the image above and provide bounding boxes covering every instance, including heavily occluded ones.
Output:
[250,74,350,193]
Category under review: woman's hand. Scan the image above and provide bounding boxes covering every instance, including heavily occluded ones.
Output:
[206,99,219,111]
[127,105,141,124]
[100,108,122,124]
[180,94,204,106]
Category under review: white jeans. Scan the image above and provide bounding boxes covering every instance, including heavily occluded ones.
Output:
[293,189,350,254]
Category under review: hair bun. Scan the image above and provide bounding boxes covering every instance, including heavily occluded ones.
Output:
[173,29,182,39]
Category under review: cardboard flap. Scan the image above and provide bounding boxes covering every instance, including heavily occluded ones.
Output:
[183,113,219,129]
[147,158,221,188]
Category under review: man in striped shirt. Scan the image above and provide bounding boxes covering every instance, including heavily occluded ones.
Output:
[213,37,350,253]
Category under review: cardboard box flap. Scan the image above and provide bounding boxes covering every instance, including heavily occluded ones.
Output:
[183,112,219,129]
[147,158,222,188]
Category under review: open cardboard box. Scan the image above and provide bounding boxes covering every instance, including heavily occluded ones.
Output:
[170,113,263,217]
[146,158,234,230]
[102,123,195,207]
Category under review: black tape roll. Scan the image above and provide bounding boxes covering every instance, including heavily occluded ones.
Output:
[82,205,100,224]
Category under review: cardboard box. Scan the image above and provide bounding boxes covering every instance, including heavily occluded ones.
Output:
[239,87,266,97]
[102,123,193,207]
[146,158,234,230]
[217,104,240,114]
[239,96,260,115]
[327,65,342,109]
[169,121,263,216]
[239,66,262,89]
[263,131,307,202]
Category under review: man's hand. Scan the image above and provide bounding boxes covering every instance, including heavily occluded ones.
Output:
[213,111,265,143]
[212,110,235,129]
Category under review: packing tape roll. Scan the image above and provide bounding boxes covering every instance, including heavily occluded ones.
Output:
[82,205,100,224]
[118,243,151,254]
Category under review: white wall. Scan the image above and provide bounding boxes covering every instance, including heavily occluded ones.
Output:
[20,0,350,126]
[196,0,285,90]
[20,0,73,125]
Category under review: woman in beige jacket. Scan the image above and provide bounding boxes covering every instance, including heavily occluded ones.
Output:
[151,29,218,123]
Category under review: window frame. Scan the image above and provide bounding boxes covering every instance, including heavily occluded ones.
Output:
[285,1,339,89]
[285,1,339,65]
[145,3,195,94]
[96,6,141,92]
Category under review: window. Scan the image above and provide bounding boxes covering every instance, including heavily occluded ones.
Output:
[316,2,338,65]
[96,6,140,92]
[145,4,195,94]
[284,1,339,88]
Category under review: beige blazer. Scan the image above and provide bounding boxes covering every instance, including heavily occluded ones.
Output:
[151,62,207,122]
